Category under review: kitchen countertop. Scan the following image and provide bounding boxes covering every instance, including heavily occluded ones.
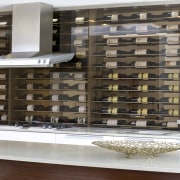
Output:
[0,126,180,173]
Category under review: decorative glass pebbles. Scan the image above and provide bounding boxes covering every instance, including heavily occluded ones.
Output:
[92,140,180,158]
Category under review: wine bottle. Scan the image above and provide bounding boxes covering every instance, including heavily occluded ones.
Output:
[159,73,179,80]
[75,17,88,24]
[131,73,158,79]
[159,85,179,91]
[70,95,86,101]
[96,14,123,21]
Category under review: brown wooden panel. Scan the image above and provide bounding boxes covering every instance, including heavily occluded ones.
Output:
[0,159,179,180]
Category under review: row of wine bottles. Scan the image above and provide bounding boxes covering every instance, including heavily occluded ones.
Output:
[95,96,180,104]
[14,105,87,113]
[97,72,180,80]
[16,83,87,90]
[15,94,87,102]
[97,108,179,116]
[95,84,180,91]
[92,119,178,128]
[74,11,180,24]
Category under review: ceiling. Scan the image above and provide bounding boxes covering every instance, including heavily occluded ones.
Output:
[0,0,179,11]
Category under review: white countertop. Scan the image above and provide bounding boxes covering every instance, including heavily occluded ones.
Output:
[0,126,180,173]
[0,140,180,173]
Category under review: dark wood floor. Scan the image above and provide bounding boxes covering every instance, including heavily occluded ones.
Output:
[0,159,179,180]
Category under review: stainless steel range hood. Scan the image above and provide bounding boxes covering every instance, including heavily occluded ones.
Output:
[0,2,74,68]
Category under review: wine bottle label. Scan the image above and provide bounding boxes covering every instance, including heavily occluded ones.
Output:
[136,26,148,32]
[24,116,29,121]
[112,108,118,114]
[107,119,118,126]
[168,109,173,115]
[135,61,147,68]
[27,73,34,78]
[108,73,113,79]
[29,116,33,121]
[173,109,179,116]
[136,120,147,127]
[166,49,178,56]
[165,61,176,66]
[168,73,173,79]
[0,32,6,37]
[74,28,83,34]
[111,15,118,22]
[135,49,147,55]
[166,25,179,30]
[76,51,86,57]
[141,108,148,115]
[74,73,83,79]
[173,73,179,80]
[79,95,86,102]
[167,36,179,44]
[1,114,7,121]
[52,105,59,112]
[27,83,33,89]
[52,95,59,101]
[136,37,148,44]
[75,17,85,24]
[52,72,60,79]
[27,105,34,111]
[50,116,55,123]
[173,98,179,104]
[26,94,33,100]
[171,11,179,18]
[106,50,117,57]
[106,62,117,69]
[168,85,173,91]
[79,106,86,113]
[52,84,59,90]
[143,73,149,80]
[137,97,141,103]
[142,85,148,92]
[78,84,86,90]
[142,97,148,103]
[113,84,118,91]
[138,73,143,79]
[0,85,6,89]
[0,95,6,100]
[107,38,119,45]
[0,105,5,110]
[137,85,142,91]
[140,13,147,20]
[108,97,112,102]
[108,85,113,90]
[167,121,178,128]
[168,97,173,103]
[110,26,117,32]
[77,117,86,124]
[137,109,141,115]
[0,74,6,79]
[112,96,118,103]
[173,85,179,91]
[112,73,118,80]
[108,108,112,114]
[74,40,83,46]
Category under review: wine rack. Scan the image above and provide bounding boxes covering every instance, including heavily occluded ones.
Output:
[89,5,180,130]
[1,6,180,130]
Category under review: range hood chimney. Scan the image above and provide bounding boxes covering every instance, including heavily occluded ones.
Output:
[0,2,74,67]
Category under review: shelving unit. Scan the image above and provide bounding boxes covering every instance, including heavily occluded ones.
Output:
[1,6,180,130]
[89,5,180,130]
[0,13,11,124]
